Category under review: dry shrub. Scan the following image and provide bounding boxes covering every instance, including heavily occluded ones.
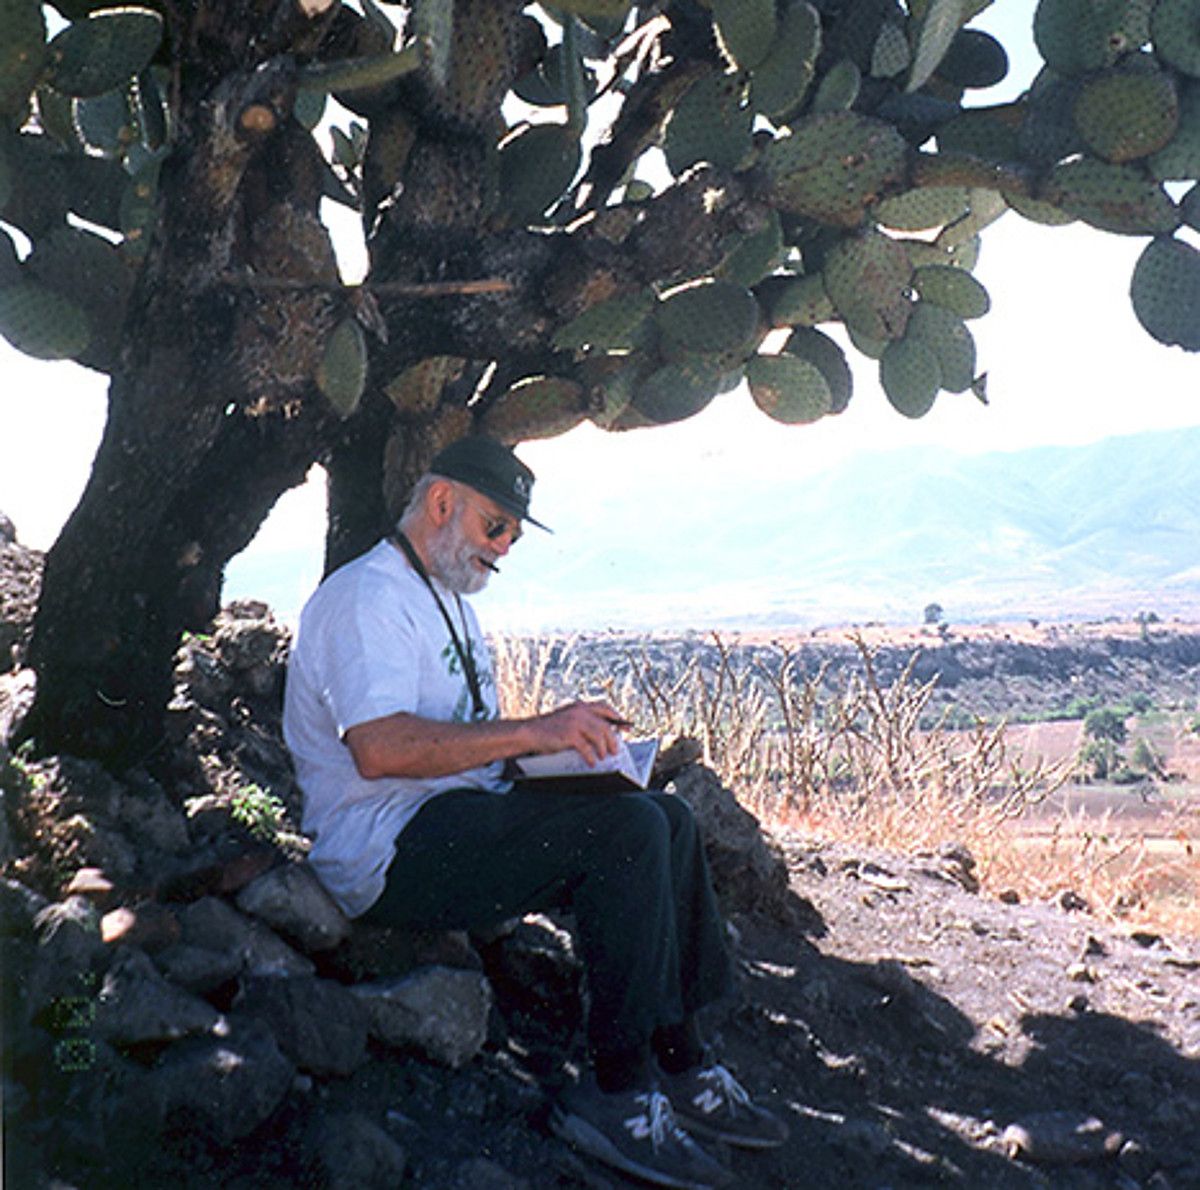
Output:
[492,632,1200,935]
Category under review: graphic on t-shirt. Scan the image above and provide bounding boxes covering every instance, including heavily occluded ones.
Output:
[442,636,497,723]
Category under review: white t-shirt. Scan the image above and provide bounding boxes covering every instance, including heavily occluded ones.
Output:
[283,539,507,917]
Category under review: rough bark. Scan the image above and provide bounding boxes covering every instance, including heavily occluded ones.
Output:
[24,42,339,765]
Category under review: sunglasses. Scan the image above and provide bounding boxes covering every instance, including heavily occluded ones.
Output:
[467,497,523,544]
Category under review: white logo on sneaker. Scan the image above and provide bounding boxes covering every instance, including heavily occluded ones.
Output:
[693,1088,725,1116]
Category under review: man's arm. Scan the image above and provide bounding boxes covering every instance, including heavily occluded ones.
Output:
[345,700,625,781]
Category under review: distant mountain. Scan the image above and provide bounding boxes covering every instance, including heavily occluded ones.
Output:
[226,426,1200,632]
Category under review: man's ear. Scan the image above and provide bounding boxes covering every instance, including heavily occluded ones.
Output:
[426,478,457,527]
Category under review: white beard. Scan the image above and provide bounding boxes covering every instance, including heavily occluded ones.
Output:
[426,507,491,595]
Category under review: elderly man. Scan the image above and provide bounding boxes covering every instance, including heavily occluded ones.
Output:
[283,436,786,1189]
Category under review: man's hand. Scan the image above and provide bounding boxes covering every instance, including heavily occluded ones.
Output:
[524,700,627,767]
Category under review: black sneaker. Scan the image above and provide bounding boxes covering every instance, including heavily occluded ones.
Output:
[550,1077,734,1189]
[663,1062,790,1149]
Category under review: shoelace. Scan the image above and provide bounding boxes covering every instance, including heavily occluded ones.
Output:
[696,1064,753,1114]
[625,1091,687,1150]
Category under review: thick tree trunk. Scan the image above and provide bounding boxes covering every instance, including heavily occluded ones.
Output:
[23,55,340,766]
[24,399,327,766]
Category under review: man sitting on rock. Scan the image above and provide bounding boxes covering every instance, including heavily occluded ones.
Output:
[283,436,787,1189]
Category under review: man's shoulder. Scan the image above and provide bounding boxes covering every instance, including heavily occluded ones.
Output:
[300,541,411,621]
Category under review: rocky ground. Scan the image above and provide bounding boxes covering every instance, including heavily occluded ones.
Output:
[3,530,1199,1190]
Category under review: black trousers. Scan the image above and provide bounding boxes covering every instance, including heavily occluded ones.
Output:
[362,787,734,1057]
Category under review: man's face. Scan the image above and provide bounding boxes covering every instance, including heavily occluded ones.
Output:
[427,487,522,595]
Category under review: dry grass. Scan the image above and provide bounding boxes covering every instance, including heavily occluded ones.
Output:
[492,632,1200,937]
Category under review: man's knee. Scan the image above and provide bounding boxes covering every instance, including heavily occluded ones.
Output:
[644,791,698,842]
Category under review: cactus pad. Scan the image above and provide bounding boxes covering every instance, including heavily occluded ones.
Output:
[414,0,453,89]
[761,111,910,227]
[875,185,970,231]
[823,229,913,341]
[664,70,753,175]
[1152,0,1200,78]
[1129,235,1200,349]
[847,322,888,360]
[1149,80,1200,179]
[1042,158,1179,234]
[1005,190,1077,225]
[1074,68,1179,163]
[553,290,655,352]
[480,376,587,442]
[907,0,966,93]
[45,7,163,99]
[783,326,852,413]
[712,0,776,71]
[1182,181,1200,229]
[26,225,131,372]
[655,279,759,358]
[0,277,90,359]
[912,264,990,318]
[880,336,940,417]
[1019,73,1083,165]
[384,356,465,414]
[870,21,910,79]
[936,29,1009,90]
[1034,0,1130,75]
[811,60,861,114]
[0,0,45,123]
[633,358,732,424]
[498,123,581,224]
[905,300,976,392]
[767,272,837,327]
[937,105,1022,161]
[73,87,138,156]
[717,210,785,287]
[316,317,368,418]
[746,354,833,424]
[748,1,821,120]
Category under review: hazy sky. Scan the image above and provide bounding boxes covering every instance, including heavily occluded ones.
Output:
[2,1,1198,627]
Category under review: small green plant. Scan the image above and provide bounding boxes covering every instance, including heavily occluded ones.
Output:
[1130,736,1166,779]
[230,784,285,842]
[1083,706,1129,746]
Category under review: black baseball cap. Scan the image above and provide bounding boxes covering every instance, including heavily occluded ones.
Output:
[429,436,550,532]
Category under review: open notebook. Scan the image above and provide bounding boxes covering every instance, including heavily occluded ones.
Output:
[508,737,659,794]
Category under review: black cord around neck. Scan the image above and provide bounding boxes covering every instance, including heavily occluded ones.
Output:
[391,530,487,721]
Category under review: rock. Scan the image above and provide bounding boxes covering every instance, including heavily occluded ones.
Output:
[477,913,582,1036]
[1057,890,1090,913]
[100,903,182,951]
[0,876,48,935]
[235,974,369,1077]
[93,945,221,1048]
[449,1157,532,1189]
[1002,1112,1123,1165]
[306,1111,408,1190]
[64,867,119,909]
[0,513,15,544]
[0,669,36,745]
[352,966,492,1069]
[667,765,791,918]
[27,896,108,1024]
[153,942,243,996]
[235,862,351,953]
[126,1016,294,1147]
[158,841,276,901]
[916,842,980,893]
[116,775,192,855]
[319,923,481,985]
[179,895,314,978]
